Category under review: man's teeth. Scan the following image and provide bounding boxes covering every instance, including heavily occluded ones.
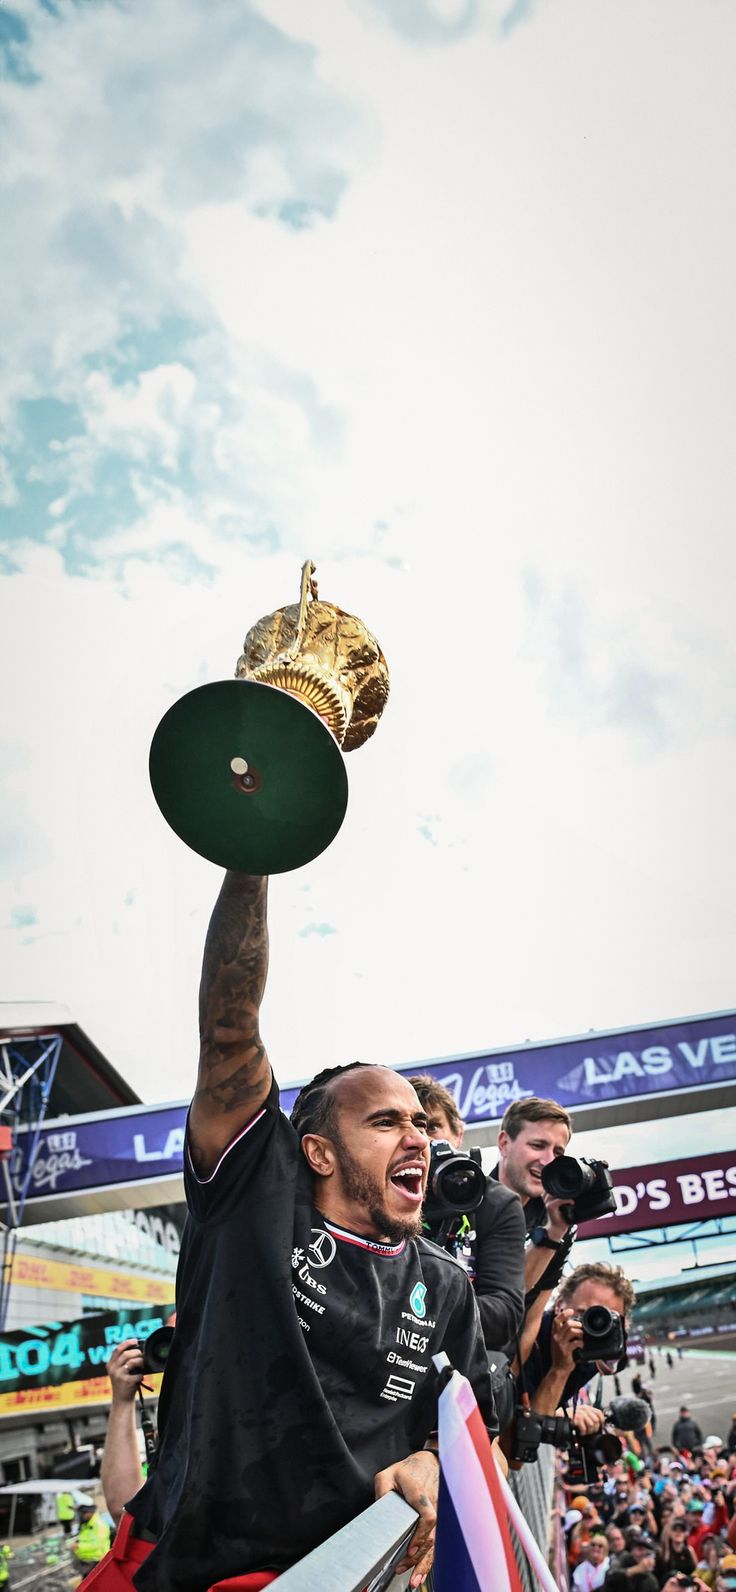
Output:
[391,1165,423,1189]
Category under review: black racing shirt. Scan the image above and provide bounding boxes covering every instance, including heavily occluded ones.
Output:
[130,1076,495,1592]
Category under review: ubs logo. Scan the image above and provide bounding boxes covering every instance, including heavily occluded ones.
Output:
[308,1230,337,1269]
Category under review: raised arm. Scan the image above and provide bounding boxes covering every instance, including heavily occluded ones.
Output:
[189,872,271,1173]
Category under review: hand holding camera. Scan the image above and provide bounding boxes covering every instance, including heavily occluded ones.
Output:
[108,1339,145,1404]
[552,1303,626,1370]
[551,1308,584,1371]
[542,1190,576,1241]
[569,1404,606,1438]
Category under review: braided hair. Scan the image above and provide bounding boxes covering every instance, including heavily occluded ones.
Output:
[290,1061,373,1141]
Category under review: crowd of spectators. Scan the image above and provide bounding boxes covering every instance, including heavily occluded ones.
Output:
[562,1408,736,1591]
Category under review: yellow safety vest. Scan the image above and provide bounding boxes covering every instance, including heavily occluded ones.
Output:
[75,1514,111,1562]
[57,1490,75,1521]
[0,1545,12,1586]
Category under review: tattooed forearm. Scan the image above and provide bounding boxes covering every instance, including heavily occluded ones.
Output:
[195,872,270,1113]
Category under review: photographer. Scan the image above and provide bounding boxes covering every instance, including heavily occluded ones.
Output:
[517,1261,635,1432]
[493,1096,576,1304]
[408,1074,525,1350]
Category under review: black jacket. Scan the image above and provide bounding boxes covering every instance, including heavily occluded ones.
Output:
[671,1415,703,1449]
[471,1179,526,1349]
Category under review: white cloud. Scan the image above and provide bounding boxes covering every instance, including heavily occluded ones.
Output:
[1,0,736,1274]
[0,0,358,424]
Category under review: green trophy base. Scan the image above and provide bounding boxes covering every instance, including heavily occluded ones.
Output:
[149,679,348,874]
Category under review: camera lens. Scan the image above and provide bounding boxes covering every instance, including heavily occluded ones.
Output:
[594,1431,623,1465]
[583,1305,614,1337]
[436,1161,486,1208]
[441,1166,478,1201]
[541,1155,586,1198]
[142,1325,175,1374]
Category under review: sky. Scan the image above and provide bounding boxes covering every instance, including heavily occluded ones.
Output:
[2,0,735,1284]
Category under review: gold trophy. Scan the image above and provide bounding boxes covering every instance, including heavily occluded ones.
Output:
[149,561,389,873]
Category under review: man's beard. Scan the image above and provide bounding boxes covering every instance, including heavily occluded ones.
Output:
[333,1135,422,1243]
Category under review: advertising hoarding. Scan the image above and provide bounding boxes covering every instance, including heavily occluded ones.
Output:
[10,1252,174,1302]
[0,1302,173,1418]
[577,1148,736,1238]
[382,1011,736,1130]
[5,1010,735,1219]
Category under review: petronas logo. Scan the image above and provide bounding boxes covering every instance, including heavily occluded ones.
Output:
[409,1282,427,1319]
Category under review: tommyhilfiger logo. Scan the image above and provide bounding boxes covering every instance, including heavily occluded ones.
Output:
[322,1219,406,1256]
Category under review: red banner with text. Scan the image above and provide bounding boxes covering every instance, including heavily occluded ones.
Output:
[577,1150,736,1238]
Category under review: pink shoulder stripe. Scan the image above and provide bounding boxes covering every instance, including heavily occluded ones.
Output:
[187,1106,268,1185]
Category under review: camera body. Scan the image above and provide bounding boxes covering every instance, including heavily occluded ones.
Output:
[511,1402,622,1475]
[541,1154,616,1222]
[572,1304,626,1363]
[423,1139,486,1224]
[565,1428,623,1485]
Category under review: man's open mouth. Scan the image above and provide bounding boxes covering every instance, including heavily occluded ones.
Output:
[389,1163,425,1204]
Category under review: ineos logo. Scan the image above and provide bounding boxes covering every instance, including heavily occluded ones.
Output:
[308,1230,337,1269]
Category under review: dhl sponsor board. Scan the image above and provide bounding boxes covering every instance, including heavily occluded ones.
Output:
[11,1252,173,1302]
[0,1371,162,1417]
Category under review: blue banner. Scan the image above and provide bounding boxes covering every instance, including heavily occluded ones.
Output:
[6,1011,734,1212]
[9,1105,187,1207]
[386,1010,736,1127]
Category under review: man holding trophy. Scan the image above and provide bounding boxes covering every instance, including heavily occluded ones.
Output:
[86,566,496,1592]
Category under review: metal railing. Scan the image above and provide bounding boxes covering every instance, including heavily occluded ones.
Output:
[507,1445,557,1592]
[275,1451,559,1592]
[275,1492,418,1592]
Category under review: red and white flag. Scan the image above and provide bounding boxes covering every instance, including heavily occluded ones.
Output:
[432,1353,558,1592]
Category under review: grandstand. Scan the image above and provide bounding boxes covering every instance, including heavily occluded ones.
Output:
[631,1261,736,1349]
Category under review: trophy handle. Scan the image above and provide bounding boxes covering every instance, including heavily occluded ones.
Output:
[286,558,320,660]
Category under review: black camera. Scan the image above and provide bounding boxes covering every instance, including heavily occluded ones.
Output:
[423,1139,486,1223]
[511,1402,622,1475]
[139,1325,175,1375]
[541,1154,616,1222]
[511,1406,573,1465]
[573,1305,626,1363]
[566,1428,624,1485]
